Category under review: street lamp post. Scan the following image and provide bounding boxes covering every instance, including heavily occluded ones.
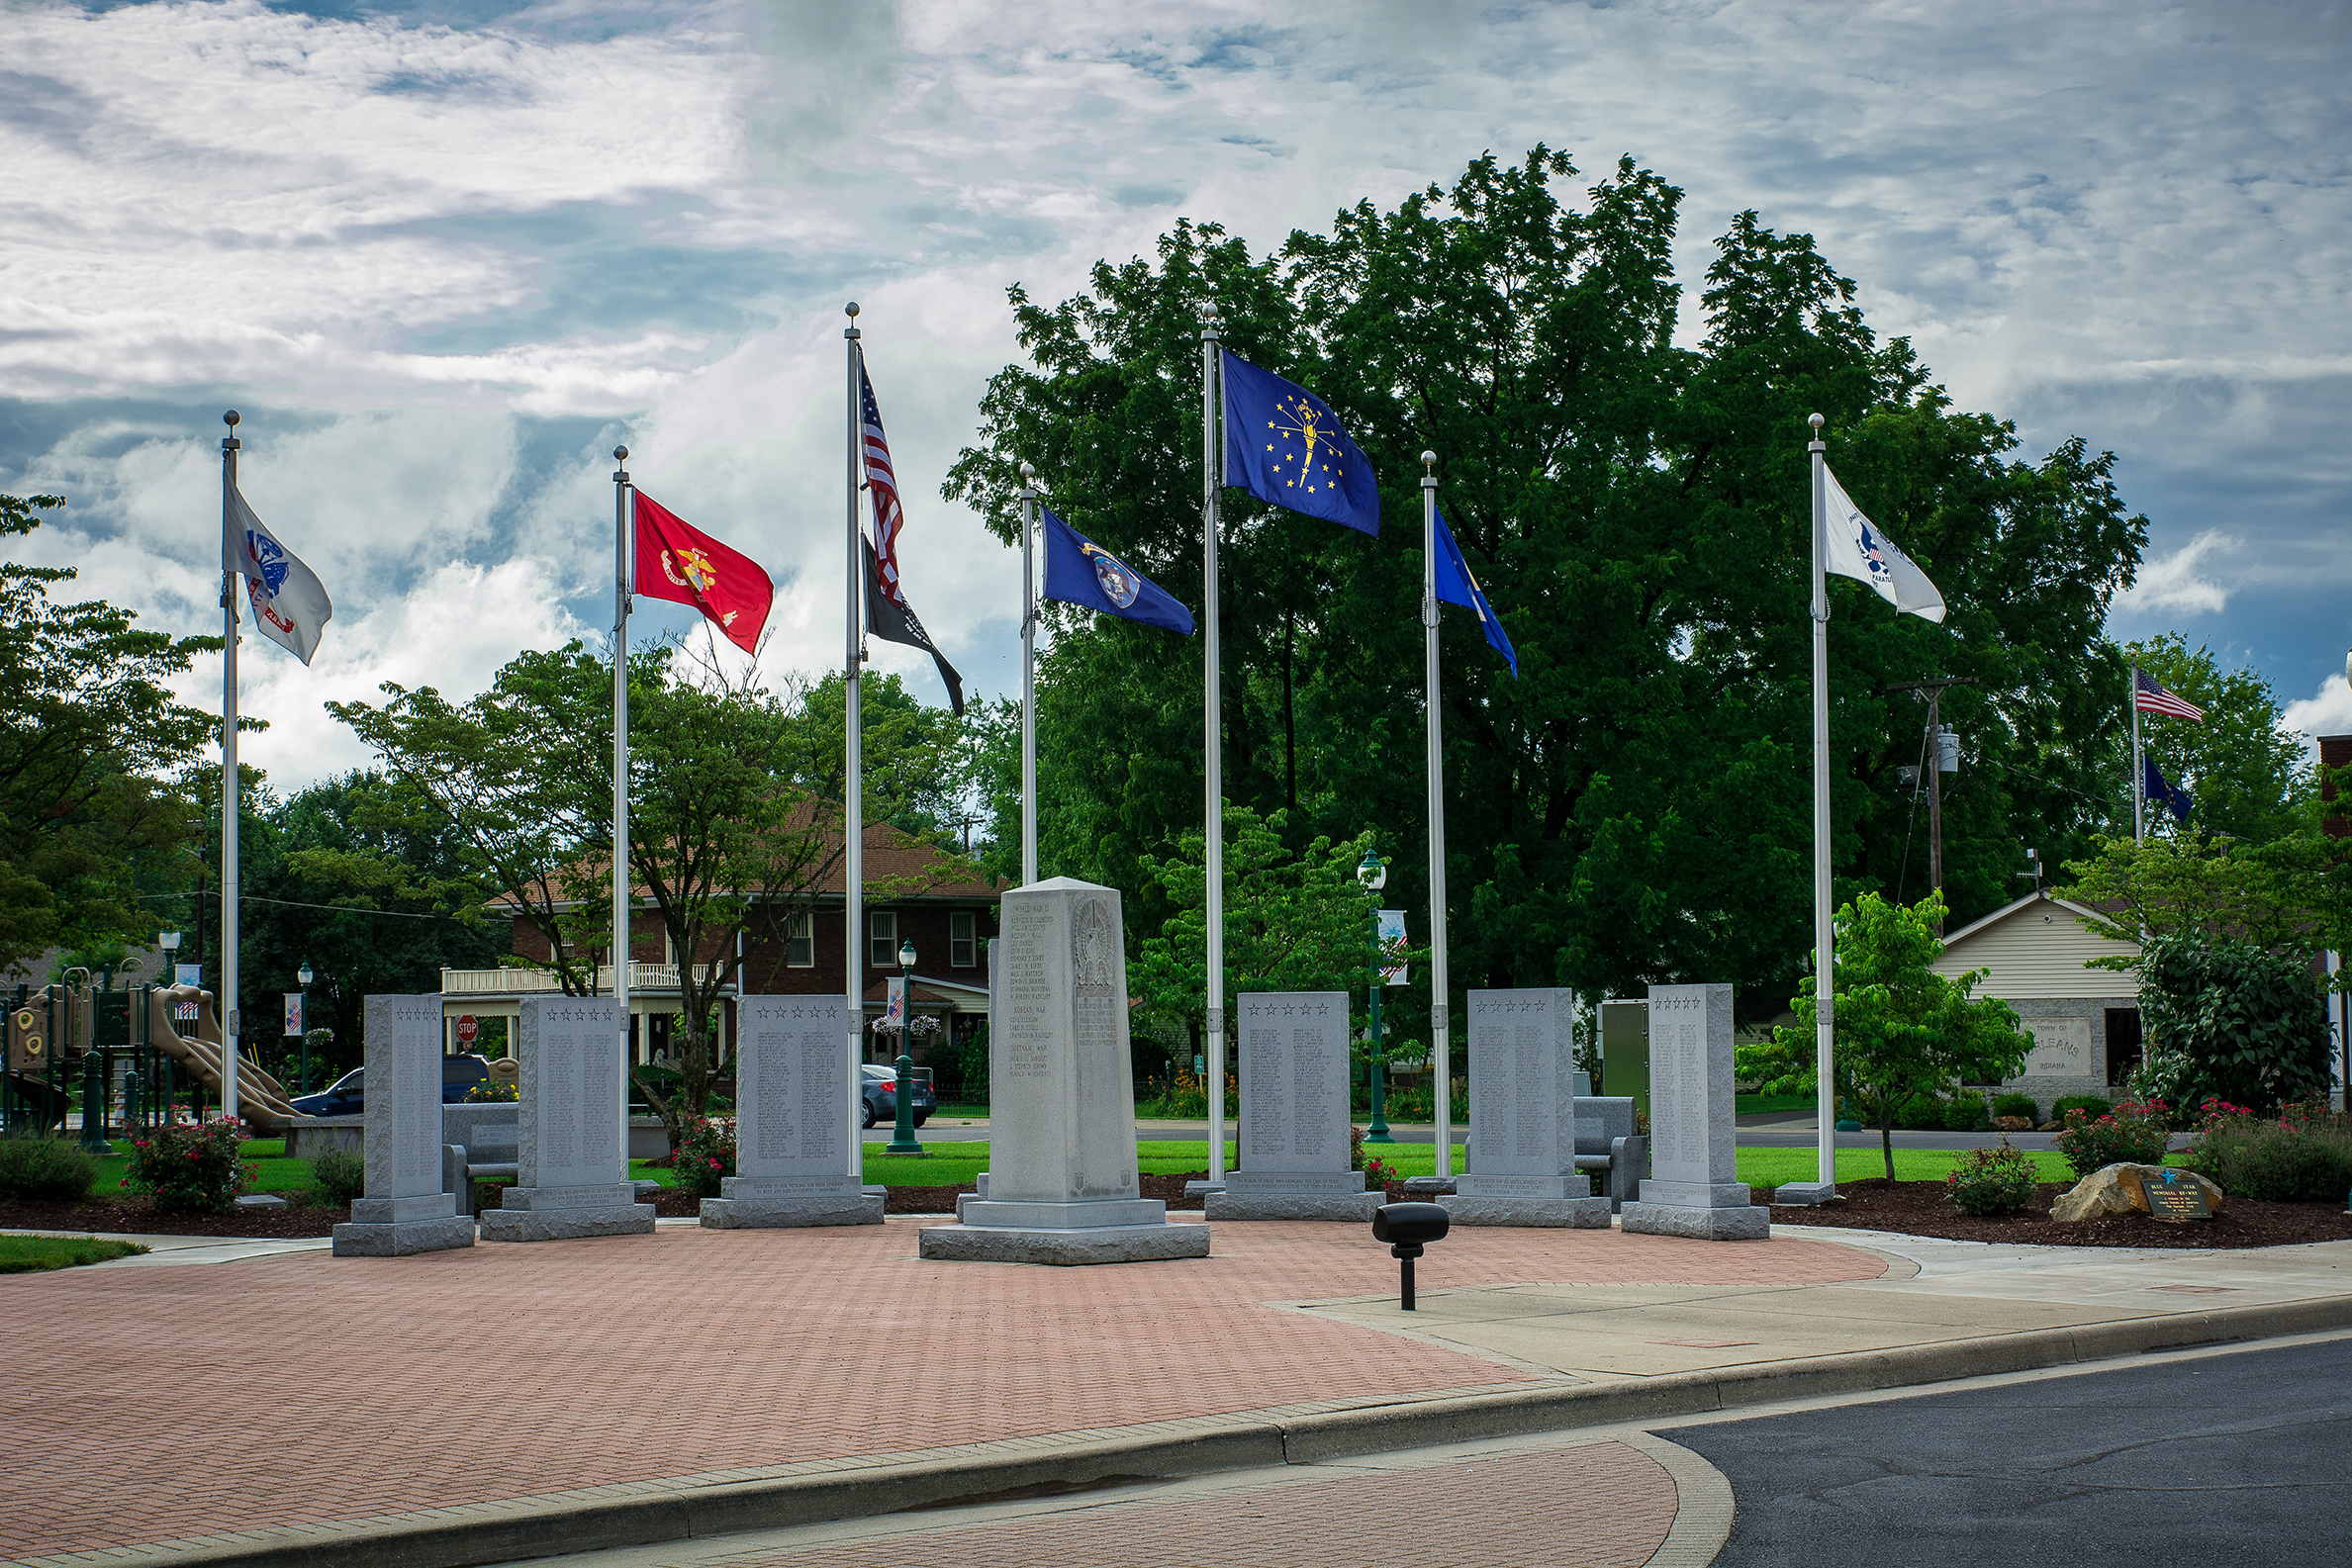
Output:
[1358,848,1393,1145]
[887,938,924,1154]
[297,962,314,1092]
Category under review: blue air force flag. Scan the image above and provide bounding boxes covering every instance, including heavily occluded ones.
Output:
[223,484,333,665]
[1041,509,1193,634]
[1433,509,1518,678]
[1219,350,1380,534]
[1823,466,1944,622]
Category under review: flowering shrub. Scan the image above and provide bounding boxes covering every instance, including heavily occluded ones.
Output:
[123,1117,251,1215]
[466,1079,519,1103]
[1943,1140,2041,1216]
[1151,1068,1238,1120]
[672,1116,736,1198]
[1362,1155,1401,1189]
[2052,1100,2172,1178]
[2186,1102,2352,1202]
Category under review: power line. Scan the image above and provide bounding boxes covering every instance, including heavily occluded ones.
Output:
[137,889,478,924]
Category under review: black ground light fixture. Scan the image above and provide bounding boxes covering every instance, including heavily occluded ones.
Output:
[1371,1202,1450,1311]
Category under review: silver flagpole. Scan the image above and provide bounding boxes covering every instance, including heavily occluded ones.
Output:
[1199,303,1226,1186]
[2130,666,2144,843]
[612,444,633,1170]
[1019,462,1039,886]
[220,411,242,1123]
[1419,454,1452,1178]
[1809,413,1835,1194]
[844,302,867,1181]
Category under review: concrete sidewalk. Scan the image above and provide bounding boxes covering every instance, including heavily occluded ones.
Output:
[7,1218,2350,1568]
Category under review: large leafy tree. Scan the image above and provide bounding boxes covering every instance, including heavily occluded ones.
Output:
[2122,633,2308,843]
[948,148,2147,1042]
[0,493,218,973]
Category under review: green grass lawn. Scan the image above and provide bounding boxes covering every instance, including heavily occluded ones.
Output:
[0,1235,148,1272]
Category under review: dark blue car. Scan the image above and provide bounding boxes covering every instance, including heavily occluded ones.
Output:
[859,1061,934,1129]
[291,1054,492,1116]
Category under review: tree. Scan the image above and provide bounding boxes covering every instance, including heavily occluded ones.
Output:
[1737,890,2029,1180]
[2123,634,2308,844]
[2134,933,2333,1115]
[2060,829,2339,962]
[0,493,218,972]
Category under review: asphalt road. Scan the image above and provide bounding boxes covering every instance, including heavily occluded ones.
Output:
[1670,1337,2352,1567]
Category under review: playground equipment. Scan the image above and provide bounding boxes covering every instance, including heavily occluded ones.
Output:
[2,981,303,1139]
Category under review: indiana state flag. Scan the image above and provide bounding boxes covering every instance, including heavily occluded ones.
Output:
[1433,509,1517,678]
[1220,350,1379,534]
[2143,754,2194,826]
[1042,509,1193,634]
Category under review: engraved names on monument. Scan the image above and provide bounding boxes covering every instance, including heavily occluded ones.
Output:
[481,996,654,1243]
[1205,992,1380,1221]
[702,997,880,1228]
[1443,988,1611,1227]
[332,994,474,1257]
[1621,983,1767,1241]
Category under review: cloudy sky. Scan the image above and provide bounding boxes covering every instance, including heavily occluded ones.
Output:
[5,0,2347,792]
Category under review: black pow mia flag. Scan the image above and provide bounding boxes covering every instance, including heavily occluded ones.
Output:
[862,537,964,717]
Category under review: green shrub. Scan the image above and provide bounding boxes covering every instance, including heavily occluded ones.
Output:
[1992,1092,2039,1122]
[0,1136,98,1202]
[123,1118,250,1215]
[1893,1091,1946,1131]
[2136,933,2334,1114]
[1942,1091,1991,1132]
[1373,1081,1467,1123]
[2051,1094,2113,1123]
[1350,1124,1364,1171]
[673,1116,736,1198]
[1943,1141,2040,1216]
[2052,1101,2171,1178]
[2187,1110,2352,1202]
[311,1150,367,1208]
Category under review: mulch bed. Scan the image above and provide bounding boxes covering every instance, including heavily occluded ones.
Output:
[0,1193,342,1238]
[1763,1178,2352,1249]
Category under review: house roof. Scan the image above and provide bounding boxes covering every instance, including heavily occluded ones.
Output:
[1936,891,2115,949]
[1929,890,2140,1002]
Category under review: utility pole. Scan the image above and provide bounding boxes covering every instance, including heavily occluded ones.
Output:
[1881,677,1980,934]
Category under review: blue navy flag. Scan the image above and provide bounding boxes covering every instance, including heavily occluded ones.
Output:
[1041,508,1194,634]
[2143,754,2194,826]
[1433,509,1517,678]
[1219,350,1379,535]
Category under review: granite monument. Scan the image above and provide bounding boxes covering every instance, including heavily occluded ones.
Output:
[1442,987,1612,1227]
[1204,991,1381,1222]
[480,996,656,1243]
[331,994,477,1256]
[701,997,883,1228]
[1620,983,1768,1241]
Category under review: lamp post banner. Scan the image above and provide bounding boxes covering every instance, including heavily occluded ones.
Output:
[282,994,303,1037]
[884,975,906,1032]
[1377,910,1409,984]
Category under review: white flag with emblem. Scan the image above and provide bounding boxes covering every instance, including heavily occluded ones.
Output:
[1823,465,1944,623]
[222,484,333,664]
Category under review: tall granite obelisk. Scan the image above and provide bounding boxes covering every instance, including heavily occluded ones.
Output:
[1620,982,1769,1241]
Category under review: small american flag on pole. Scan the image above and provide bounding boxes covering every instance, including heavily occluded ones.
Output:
[2134,669,2205,722]
[858,363,904,606]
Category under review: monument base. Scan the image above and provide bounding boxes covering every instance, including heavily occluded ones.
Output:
[1181,1178,1225,1197]
[959,1197,1166,1228]
[700,1194,885,1228]
[1770,1181,1837,1207]
[481,1184,655,1243]
[331,1216,477,1256]
[1402,1176,1457,1196]
[1438,1194,1613,1229]
[1204,1190,1384,1222]
[917,1222,1210,1266]
[1620,1202,1770,1241]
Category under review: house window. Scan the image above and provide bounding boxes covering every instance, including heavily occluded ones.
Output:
[950,911,977,968]
[869,910,897,968]
[785,912,814,968]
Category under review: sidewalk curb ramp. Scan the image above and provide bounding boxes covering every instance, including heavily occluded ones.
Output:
[30,1293,2352,1568]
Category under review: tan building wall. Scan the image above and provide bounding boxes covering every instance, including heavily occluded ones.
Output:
[1931,895,2141,1108]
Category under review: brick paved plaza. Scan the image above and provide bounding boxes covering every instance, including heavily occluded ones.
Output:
[1,1217,1881,1562]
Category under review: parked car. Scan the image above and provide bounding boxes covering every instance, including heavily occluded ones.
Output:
[291,1054,492,1117]
[859,1061,934,1129]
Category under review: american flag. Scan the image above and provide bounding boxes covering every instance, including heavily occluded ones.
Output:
[2134,669,2205,722]
[858,363,904,606]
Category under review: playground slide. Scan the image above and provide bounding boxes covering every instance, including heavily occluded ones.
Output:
[144,985,302,1135]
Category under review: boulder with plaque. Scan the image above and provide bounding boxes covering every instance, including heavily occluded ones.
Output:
[480,996,656,1243]
[919,877,1208,1264]
[1204,992,1382,1222]
[701,997,883,1228]
[1620,982,1769,1241]
[1441,988,1613,1227]
[331,994,478,1256]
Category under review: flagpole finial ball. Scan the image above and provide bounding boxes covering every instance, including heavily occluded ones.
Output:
[1809,413,1825,431]
[613,445,628,461]
[1421,450,1437,469]
[844,301,860,318]
[1198,301,1218,323]
[1019,461,1035,481]
[224,410,239,427]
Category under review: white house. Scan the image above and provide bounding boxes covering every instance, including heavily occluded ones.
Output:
[1929,891,2142,1107]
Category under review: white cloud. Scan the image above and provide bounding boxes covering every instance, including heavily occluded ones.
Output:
[2285,673,2352,745]
[2116,529,2240,617]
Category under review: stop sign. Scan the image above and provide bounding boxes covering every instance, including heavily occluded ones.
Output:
[456,1015,479,1046]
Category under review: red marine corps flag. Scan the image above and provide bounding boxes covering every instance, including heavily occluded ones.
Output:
[631,492,775,654]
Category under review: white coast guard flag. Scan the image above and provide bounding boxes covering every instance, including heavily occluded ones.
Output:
[223,484,333,665]
[1823,466,1945,623]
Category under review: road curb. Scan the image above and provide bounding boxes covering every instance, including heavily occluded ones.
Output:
[27,1293,2352,1568]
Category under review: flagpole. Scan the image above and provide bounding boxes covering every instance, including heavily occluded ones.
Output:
[1018,462,1039,886]
[612,444,634,1166]
[1420,453,1451,1180]
[844,302,867,1181]
[1199,302,1225,1187]
[1809,413,1835,1195]
[220,411,242,1124]
[2130,665,2144,843]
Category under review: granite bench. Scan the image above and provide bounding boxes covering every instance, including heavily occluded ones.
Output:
[1571,1096,1647,1212]
[441,1103,520,1216]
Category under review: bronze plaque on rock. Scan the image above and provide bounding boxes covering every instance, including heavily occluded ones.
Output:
[2137,1167,2213,1222]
